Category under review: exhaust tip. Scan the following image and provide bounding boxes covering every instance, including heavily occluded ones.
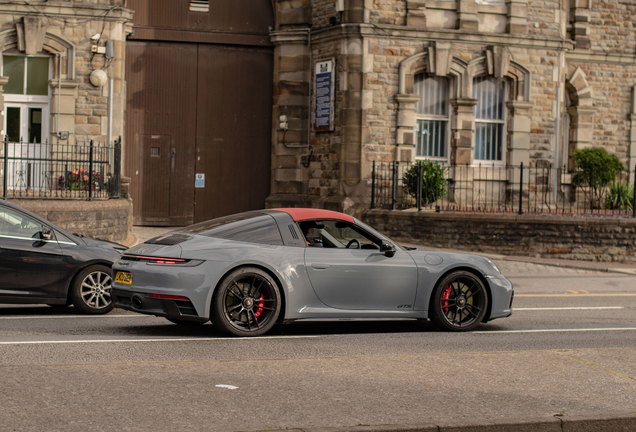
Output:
[131,295,143,310]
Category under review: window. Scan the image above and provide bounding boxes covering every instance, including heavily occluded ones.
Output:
[473,76,506,162]
[414,74,449,159]
[3,56,49,96]
[189,1,209,12]
[299,220,379,249]
[0,207,44,239]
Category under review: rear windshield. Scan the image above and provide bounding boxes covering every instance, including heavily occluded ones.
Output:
[178,212,283,245]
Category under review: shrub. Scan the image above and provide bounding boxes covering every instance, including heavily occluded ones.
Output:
[604,181,634,211]
[572,147,624,208]
[402,160,447,206]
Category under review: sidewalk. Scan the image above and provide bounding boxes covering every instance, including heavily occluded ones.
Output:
[129,225,636,275]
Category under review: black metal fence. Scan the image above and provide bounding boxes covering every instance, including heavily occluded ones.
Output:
[1,136,121,200]
[371,161,636,217]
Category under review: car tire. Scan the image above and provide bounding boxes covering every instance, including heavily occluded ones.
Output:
[165,317,206,326]
[70,264,114,315]
[211,267,281,337]
[429,271,488,332]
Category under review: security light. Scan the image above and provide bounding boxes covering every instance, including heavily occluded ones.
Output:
[90,34,101,41]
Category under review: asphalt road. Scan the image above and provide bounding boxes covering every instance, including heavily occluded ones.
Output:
[1,262,635,431]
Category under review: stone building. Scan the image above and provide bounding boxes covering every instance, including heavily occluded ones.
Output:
[0,1,131,147]
[267,0,636,215]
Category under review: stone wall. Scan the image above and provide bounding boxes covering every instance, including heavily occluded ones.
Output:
[364,209,636,262]
[11,197,133,245]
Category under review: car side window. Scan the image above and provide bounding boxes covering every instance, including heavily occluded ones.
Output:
[0,208,44,239]
[299,220,379,250]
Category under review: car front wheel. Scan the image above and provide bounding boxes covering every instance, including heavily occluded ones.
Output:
[211,267,281,337]
[70,264,114,314]
[429,271,488,331]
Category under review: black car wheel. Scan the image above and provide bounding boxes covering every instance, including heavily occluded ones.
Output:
[211,267,281,337]
[70,264,114,314]
[429,271,488,332]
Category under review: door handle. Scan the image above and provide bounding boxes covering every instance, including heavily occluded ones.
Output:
[310,263,330,270]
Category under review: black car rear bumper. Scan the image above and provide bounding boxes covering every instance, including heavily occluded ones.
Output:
[111,289,208,323]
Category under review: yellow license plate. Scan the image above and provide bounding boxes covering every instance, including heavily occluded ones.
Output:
[115,271,132,285]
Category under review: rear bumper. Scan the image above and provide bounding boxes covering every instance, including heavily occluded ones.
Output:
[111,289,208,323]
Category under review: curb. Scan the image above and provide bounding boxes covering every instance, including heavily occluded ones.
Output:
[251,412,636,432]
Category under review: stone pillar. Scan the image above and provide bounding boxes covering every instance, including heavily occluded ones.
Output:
[506,101,532,167]
[569,0,591,49]
[629,85,636,173]
[270,30,311,197]
[567,106,596,170]
[395,94,420,162]
[406,0,427,27]
[344,0,366,23]
[456,0,479,31]
[49,80,79,142]
[450,98,478,165]
[506,0,528,34]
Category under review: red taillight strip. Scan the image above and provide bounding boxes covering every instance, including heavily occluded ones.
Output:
[147,294,190,301]
[122,255,187,264]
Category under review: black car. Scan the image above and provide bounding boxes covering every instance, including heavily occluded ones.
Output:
[0,200,126,314]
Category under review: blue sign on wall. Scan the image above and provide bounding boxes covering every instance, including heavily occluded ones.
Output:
[314,59,334,131]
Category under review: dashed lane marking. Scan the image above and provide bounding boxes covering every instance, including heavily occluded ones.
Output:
[0,315,152,320]
[0,335,322,345]
[514,307,624,310]
[515,293,636,297]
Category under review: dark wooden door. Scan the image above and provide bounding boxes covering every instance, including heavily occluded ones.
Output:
[125,41,197,226]
[194,45,273,222]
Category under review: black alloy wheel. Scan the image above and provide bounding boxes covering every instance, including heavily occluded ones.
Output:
[429,271,488,332]
[211,267,281,337]
[70,264,114,314]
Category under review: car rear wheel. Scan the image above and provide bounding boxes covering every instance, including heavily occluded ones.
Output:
[70,265,114,314]
[211,267,281,337]
[429,271,488,332]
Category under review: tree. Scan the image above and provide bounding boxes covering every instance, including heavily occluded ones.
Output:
[402,161,447,206]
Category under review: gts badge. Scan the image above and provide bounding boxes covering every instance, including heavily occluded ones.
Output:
[397,304,412,309]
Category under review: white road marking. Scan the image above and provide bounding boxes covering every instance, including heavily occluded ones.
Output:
[216,384,239,390]
[475,327,636,334]
[514,307,624,311]
[0,315,152,320]
[0,335,321,345]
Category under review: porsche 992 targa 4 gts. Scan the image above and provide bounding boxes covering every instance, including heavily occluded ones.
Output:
[112,208,513,336]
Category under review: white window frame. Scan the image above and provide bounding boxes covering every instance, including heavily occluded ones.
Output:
[414,73,450,163]
[473,76,507,166]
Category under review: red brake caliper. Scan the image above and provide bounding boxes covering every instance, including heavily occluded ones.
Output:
[441,284,451,314]
[254,294,265,318]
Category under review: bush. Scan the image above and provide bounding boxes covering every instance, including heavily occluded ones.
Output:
[605,181,634,211]
[572,147,624,208]
[402,161,447,206]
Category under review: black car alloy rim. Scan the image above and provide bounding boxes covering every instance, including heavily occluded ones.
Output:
[440,275,486,328]
[81,270,112,309]
[223,273,277,332]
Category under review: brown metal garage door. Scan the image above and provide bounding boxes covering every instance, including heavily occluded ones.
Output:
[125,42,273,225]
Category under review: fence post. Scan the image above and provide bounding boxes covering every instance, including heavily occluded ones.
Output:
[2,135,7,199]
[633,164,636,218]
[370,161,376,209]
[392,160,398,210]
[88,140,94,200]
[518,162,524,215]
[111,137,122,198]
[416,160,422,211]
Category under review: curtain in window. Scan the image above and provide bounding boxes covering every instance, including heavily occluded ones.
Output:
[473,76,505,161]
[414,74,449,158]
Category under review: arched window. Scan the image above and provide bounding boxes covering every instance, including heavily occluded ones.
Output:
[473,76,506,162]
[414,73,449,159]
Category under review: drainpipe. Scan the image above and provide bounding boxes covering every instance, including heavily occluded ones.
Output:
[554,0,565,205]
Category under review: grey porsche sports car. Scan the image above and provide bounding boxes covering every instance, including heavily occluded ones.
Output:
[112,208,513,336]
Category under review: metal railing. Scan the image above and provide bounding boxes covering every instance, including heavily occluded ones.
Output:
[371,161,636,217]
[1,136,122,200]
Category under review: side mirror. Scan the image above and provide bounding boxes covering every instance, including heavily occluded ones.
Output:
[41,228,52,240]
[380,241,396,257]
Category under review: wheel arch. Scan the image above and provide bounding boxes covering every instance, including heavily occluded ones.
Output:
[210,263,288,324]
[64,260,115,302]
[428,266,493,322]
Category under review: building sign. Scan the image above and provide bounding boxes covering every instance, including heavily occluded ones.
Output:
[195,173,205,188]
[314,59,335,132]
